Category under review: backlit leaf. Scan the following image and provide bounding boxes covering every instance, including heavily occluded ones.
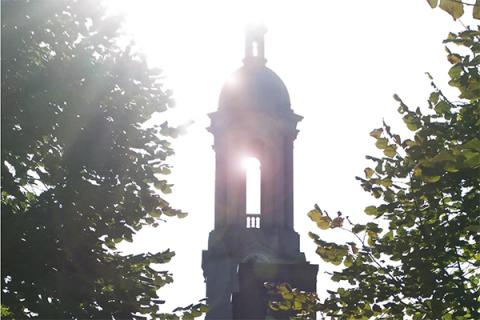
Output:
[423,175,441,183]
[375,138,388,149]
[383,145,396,157]
[307,209,322,222]
[316,216,331,230]
[370,128,382,139]
[364,206,378,216]
[364,167,374,179]
[474,0,480,19]
[439,0,464,20]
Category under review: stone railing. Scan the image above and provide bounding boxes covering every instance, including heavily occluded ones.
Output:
[246,214,261,229]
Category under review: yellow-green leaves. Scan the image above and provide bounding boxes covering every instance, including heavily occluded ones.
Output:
[429,91,440,104]
[307,209,321,221]
[439,0,464,20]
[423,175,441,183]
[447,53,462,64]
[308,209,331,229]
[375,138,388,149]
[269,283,319,317]
[383,145,397,157]
[428,0,469,20]
[364,167,374,179]
[316,242,349,266]
[403,114,421,131]
[434,101,450,115]
[426,0,480,20]
[364,205,378,216]
[371,127,397,158]
[474,0,480,19]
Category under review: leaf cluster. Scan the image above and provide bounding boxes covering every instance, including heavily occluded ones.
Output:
[426,0,480,20]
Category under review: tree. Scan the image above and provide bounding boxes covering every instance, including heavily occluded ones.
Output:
[271,28,480,319]
[1,1,205,319]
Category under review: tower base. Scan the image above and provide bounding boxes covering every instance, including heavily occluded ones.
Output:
[232,261,318,320]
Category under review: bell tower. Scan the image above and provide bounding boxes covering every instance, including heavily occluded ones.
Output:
[202,25,318,320]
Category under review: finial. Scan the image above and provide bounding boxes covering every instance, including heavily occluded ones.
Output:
[243,23,267,66]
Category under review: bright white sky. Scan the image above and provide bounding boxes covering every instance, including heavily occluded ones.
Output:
[109,0,473,314]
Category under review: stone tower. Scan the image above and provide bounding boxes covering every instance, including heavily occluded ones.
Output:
[202,25,318,320]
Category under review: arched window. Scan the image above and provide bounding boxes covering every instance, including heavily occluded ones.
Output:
[252,41,258,57]
[243,157,261,228]
[243,157,260,213]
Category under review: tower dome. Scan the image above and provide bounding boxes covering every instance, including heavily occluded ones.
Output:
[218,24,291,111]
[218,65,291,110]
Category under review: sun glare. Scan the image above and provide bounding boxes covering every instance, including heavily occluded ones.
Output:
[242,156,260,170]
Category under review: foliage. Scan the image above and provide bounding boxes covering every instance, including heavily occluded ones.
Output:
[1,1,204,319]
[426,0,480,20]
[268,283,318,319]
[277,28,480,319]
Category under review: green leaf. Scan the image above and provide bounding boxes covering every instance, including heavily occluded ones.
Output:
[447,53,462,64]
[307,209,322,222]
[448,64,463,78]
[414,166,423,176]
[403,114,420,131]
[352,224,366,233]
[383,145,396,157]
[308,232,319,240]
[176,211,188,219]
[344,255,353,267]
[432,150,456,162]
[423,175,441,183]
[375,138,388,149]
[316,216,331,230]
[474,0,480,19]
[378,178,393,188]
[434,101,450,114]
[384,230,394,241]
[364,206,378,216]
[393,93,402,102]
[439,0,464,20]
[426,0,438,8]
[429,91,440,104]
[364,167,374,179]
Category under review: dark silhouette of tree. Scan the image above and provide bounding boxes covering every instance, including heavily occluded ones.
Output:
[271,28,480,319]
[1,1,205,319]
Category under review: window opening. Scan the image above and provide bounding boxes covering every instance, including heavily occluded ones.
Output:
[243,157,260,214]
[252,41,258,57]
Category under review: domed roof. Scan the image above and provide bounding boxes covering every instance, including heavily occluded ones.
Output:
[218,65,291,111]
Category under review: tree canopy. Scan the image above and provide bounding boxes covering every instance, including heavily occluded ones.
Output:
[1,1,205,319]
[271,27,480,320]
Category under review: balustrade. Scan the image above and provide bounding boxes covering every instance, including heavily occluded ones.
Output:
[246,214,261,229]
